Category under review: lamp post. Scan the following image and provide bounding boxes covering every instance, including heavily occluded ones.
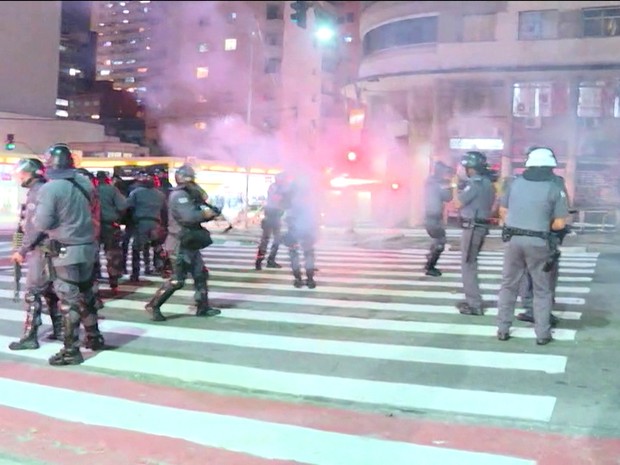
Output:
[243,29,256,229]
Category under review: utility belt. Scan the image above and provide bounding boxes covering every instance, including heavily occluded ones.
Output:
[501,226,549,243]
[44,240,90,258]
[460,218,492,229]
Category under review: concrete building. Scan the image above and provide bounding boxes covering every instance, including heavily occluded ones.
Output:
[348,1,620,225]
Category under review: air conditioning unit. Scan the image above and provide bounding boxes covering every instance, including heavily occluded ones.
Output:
[523,116,542,129]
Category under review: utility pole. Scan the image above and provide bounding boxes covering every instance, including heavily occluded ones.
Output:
[243,28,257,229]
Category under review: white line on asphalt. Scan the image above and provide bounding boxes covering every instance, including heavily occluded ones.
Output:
[100,298,577,342]
[0,378,536,465]
[0,337,557,423]
[0,307,567,373]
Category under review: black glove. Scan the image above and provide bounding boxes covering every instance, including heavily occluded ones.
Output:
[457,179,468,190]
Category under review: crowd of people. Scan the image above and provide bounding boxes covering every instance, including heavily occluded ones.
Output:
[8,143,321,366]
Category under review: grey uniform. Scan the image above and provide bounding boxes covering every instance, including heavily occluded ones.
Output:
[145,184,220,320]
[97,182,127,285]
[33,168,100,353]
[518,175,569,316]
[127,185,166,279]
[457,174,496,311]
[11,179,62,348]
[424,174,453,266]
[497,175,569,340]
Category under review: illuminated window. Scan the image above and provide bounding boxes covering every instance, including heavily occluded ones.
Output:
[194,122,207,130]
[198,43,209,53]
[198,95,208,103]
[100,69,111,76]
[122,19,129,23]
[196,66,209,79]
[224,38,237,50]
[91,114,101,120]
[137,67,148,72]
[103,41,112,47]
[56,109,69,118]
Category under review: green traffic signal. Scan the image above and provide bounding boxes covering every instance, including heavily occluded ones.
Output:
[5,142,15,151]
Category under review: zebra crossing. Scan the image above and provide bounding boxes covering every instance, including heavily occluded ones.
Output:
[0,240,599,465]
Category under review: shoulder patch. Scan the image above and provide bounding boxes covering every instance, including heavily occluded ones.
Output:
[178,197,189,204]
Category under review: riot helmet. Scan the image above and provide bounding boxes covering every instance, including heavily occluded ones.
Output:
[175,164,196,185]
[525,146,557,168]
[13,157,45,188]
[45,143,75,170]
[460,151,488,172]
[96,170,111,184]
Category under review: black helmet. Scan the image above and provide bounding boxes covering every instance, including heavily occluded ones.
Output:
[175,164,196,185]
[45,143,75,169]
[14,158,45,188]
[460,151,487,172]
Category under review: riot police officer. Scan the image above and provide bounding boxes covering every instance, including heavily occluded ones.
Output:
[96,170,128,293]
[424,161,455,277]
[496,147,570,345]
[145,164,221,321]
[454,151,496,316]
[255,172,290,270]
[33,143,104,365]
[9,158,63,350]
[126,171,167,281]
[282,174,320,289]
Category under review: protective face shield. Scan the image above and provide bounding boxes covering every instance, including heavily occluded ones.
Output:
[525,147,557,168]
[13,158,45,188]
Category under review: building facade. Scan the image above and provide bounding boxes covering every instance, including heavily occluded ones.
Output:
[350,1,620,225]
[0,2,62,118]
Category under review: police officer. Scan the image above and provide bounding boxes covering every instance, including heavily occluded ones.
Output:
[9,158,63,350]
[33,143,104,365]
[496,147,570,345]
[96,171,128,293]
[126,171,167,281]
[424,161,455,277]
[255,172,290,270]
[282,174,320,289]
[145,164,221,321]
[454,151,496,315]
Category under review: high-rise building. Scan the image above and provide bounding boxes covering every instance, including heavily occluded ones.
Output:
[91,0,167,102]
[57,1,97,118]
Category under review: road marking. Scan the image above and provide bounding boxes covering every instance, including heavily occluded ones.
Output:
[0,337,557,423]
[0,307,567,373]
[0,377,536,465]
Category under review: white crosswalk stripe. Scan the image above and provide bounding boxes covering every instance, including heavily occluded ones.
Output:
[0,241,598,464]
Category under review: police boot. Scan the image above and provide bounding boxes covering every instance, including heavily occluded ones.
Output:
[305,269,316,289]
[255,255,264,271]
[44,292,63,340]
[424,251,442,277]
[194,280,221,317]
[266,260,282,269]
[83,326,106,351]
[130,248,141,282]
[293,270,304,288]
[108,276,119,295]
[49,313,84,366]
[9,313,40,350]
[144,286,174,322]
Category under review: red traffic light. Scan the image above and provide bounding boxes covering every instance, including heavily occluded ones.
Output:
[347,150,357,162]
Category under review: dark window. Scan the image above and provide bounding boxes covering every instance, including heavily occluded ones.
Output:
[518,10,559,40]
[266,4,282,20]
[583,7,620,37]
[362,16,437,55]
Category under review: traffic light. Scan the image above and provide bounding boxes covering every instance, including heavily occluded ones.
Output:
[5,134,15,151]
[390,182,400,191]
[346,150,358,162]
[290,1,308,29]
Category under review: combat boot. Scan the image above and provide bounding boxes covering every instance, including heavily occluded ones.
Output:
[255,255,264,270]
[196,303,221,317]
[47,314,63,341]
[9,314,39,350]
[145,285,176,322]
[305,269,316,289]
[293,270,304,288]
[266,260,282,269]
[424,251,442,277]
[49,316,84,366]
[83,324,106,351]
